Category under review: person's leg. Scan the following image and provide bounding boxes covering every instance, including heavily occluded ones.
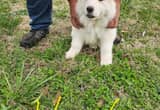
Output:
[27,0,52,30]
[20,0,52,48]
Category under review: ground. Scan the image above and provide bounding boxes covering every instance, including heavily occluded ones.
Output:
[0,0,160,110]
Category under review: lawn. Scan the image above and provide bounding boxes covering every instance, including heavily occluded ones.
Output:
[0,0,160,109]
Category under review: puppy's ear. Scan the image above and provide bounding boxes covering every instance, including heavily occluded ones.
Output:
[68,0,84,29]
[107,0,121,28]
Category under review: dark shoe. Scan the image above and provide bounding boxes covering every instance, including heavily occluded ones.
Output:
[20,29,49,48]
[114,36,122,45]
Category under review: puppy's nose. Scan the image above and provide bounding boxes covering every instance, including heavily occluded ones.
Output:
[87,6,94,13]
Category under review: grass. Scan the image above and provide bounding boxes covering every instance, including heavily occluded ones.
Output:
[0,0,160,109]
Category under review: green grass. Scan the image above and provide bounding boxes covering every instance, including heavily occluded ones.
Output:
[0,0,160,110]
[0,0,21,35]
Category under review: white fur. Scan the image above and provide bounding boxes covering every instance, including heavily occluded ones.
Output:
[66,0,117,65]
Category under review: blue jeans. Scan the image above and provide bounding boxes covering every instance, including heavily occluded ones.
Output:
[27,0,52,30]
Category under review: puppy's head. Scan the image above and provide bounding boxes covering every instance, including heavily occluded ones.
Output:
[78,0,116,20]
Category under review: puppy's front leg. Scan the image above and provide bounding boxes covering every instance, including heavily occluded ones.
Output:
[100,29,116,65]
[100,42,113,65]
[66,34,83,59]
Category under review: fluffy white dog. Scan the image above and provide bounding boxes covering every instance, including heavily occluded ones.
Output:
[66,0,117,65]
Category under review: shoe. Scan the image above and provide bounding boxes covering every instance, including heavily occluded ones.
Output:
[114,36,122,45]
[20,29,49,48]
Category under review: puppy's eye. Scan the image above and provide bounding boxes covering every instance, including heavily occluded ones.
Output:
[99,0,104,1]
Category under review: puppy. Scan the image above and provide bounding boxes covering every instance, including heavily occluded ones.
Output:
[66,0,117,65]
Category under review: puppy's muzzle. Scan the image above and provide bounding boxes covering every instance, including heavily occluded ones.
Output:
[86,6,95,18]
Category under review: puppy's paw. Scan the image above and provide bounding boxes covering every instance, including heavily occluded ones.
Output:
[100,60,112,66]
[65,50,76,59]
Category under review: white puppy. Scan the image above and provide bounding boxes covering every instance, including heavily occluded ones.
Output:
[66,0,117,65]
